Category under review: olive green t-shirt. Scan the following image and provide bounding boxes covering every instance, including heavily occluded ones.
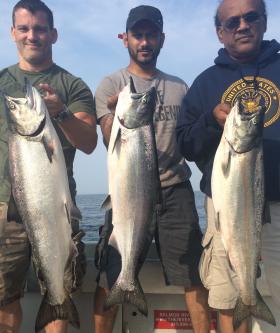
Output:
[0,64,94,202]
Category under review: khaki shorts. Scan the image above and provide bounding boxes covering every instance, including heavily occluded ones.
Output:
[262,202,280,310]
[199,197,239,310]
[0,202,30,307]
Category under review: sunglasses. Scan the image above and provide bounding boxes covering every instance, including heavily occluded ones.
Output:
[221,11,263,31]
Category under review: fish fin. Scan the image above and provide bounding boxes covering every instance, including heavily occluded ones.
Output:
[215,211,220,231]
[228,259,235,272]
[233,297,251,330]
[35,293,80,333]
[129,76,137,93]
[250,289,276,326]
[71,230,86,292]
[109,126,121,154]
[233,291,276,331]
[63,204,84,292]
[104,277,147,316]
[63,240,79,293]
[64,203,82,226]
[221,141,231,176]
[101,195,112,210]
[42,135,55,163]
[70,205,82,221]
[64,203,71,225]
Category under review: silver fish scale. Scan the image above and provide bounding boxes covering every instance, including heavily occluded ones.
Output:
[105,81,158,314]
[211,102,275,329]
[7,86,76,307]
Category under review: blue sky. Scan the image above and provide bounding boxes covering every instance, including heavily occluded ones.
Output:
[1,0,279,194]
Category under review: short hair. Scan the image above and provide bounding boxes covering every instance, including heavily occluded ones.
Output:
[214,0,267,27]
[13,0,54,29]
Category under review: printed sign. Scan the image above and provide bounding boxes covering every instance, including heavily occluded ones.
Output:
[154,310,217,332]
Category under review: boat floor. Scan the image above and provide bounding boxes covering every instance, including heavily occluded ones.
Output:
[20,243,279,333]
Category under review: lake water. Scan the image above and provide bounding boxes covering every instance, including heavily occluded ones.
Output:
[77,191,206,242]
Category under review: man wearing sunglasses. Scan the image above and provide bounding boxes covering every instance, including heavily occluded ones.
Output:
[177,0,280,332]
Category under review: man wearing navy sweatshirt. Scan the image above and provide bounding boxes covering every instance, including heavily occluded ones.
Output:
[176,0,280,332]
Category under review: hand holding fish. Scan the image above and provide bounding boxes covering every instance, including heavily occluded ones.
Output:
[39,83,64,118]
[107,94,119,115]
[98,94,120,147]
[213,103,231,127]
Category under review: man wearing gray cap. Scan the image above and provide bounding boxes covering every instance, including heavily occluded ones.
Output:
[93,5,210,333]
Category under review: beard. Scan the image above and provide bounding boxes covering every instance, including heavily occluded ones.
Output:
[128,44,161,66]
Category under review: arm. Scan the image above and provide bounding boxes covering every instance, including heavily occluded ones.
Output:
[40,83,97,154]
[99,113,114,148]
[176,82,229,163]
[55,110,97,154]
[95,77,119,148]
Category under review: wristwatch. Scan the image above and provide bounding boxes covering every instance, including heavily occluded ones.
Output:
[53,105,72,123]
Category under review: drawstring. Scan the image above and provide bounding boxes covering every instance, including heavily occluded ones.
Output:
[238,65,260,93]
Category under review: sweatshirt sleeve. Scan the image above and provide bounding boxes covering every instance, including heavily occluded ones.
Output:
[176,78,222,164]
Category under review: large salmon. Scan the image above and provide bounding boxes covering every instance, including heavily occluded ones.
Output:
[5,81,80,332]
[211,100,275,329]
[102,77,158,315]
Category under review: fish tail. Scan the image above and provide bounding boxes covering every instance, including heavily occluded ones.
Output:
[233,290,276,331]
[104,278,148,316]
[35,293,80,332]
[251,290,276,326]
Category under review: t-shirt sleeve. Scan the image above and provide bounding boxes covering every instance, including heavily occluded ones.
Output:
[94,76,117,122]
[67,77,94,116]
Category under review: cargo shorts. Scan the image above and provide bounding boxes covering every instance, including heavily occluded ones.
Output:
[0,202,30,307]
[0,200,86,307]
[95,181,204,290]
[262,202,280,309]
[199,197,239,310]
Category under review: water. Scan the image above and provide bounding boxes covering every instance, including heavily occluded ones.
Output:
[77,191,206,242]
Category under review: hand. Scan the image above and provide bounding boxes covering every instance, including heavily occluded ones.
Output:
[107,94,119,115]
[39,83,64,118]
[213,103,231,127]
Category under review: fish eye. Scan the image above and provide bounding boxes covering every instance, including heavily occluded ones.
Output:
[7,101,16,110]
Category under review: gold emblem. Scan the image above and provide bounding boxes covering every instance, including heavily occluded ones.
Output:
[222,77,280,127]
[241,91,261,113]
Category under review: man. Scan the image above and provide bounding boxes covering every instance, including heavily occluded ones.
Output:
[176,0,280,332]
[0,0,97,332]
[93,5,210,333]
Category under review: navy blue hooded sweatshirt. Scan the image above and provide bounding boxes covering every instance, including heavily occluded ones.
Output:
[176,39,280,201]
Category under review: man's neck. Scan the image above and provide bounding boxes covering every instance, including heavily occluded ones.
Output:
[127,62,158,80]
[18,59,54,72]
[229,47,261,64]
[230,54,259,64]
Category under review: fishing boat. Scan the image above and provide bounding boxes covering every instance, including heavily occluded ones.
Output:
[21,242,278,333]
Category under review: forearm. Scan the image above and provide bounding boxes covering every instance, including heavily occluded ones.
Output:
[176,107,221,162]
[100,114,114,148]
[58,112,97,154]
[39,83,97,154]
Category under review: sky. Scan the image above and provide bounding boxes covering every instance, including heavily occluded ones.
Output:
[1,0,279,194]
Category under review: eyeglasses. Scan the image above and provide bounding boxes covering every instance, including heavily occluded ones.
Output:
[221,11,263,32]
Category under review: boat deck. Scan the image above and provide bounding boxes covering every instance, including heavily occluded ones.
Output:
[21,243,279,332]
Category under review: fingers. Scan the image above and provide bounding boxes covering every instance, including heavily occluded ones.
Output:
[38,83,64,117]
[213,103,231,127]
[39,83,56,96]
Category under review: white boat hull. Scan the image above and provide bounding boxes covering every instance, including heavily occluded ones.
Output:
[20,243,279,332]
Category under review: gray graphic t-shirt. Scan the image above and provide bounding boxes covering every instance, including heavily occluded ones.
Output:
[94,68,191,188]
